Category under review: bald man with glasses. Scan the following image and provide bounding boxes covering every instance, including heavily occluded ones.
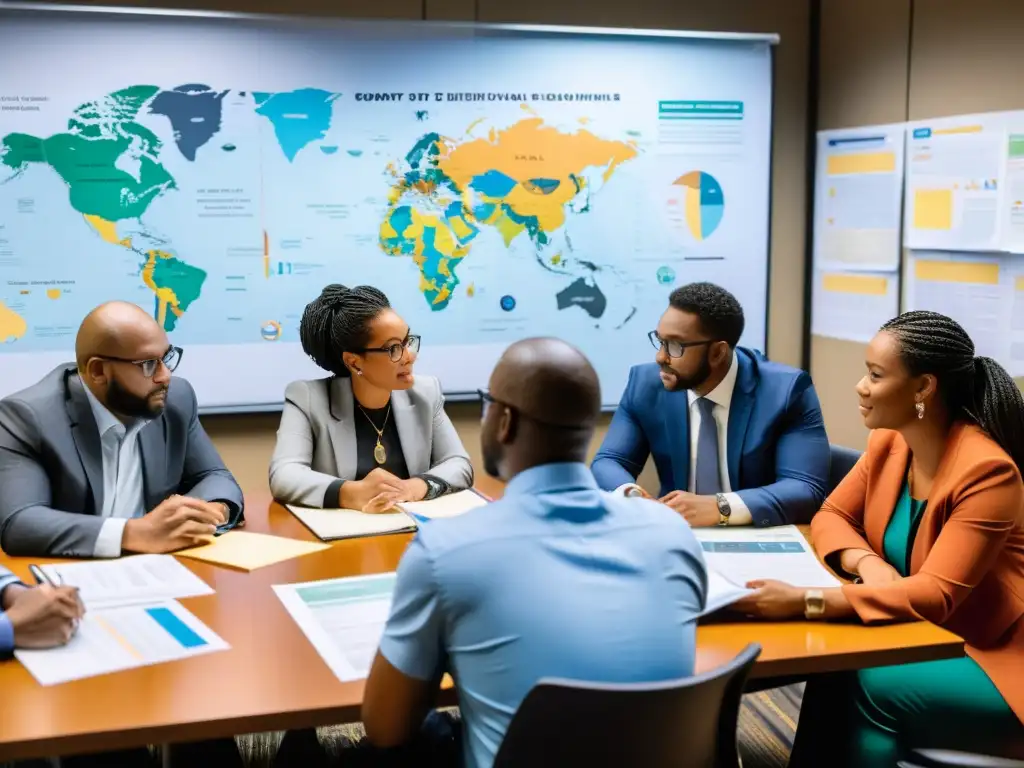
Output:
[0,301,243,558]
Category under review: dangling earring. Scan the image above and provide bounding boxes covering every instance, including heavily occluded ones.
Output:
[355,369,363,377]
[915,401,925,420]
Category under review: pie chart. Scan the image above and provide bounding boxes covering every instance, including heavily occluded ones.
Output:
[673,171,724,241]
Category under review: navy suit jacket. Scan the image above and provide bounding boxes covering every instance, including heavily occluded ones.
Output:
[591,348,830,526]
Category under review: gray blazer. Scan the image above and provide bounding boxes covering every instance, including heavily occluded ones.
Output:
[0,365,244,558]
[269,375,473,507]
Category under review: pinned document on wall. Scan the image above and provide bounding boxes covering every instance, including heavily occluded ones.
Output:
[905,251,1005,361]
[814,125,905,272]
[1000,118,1024,253]
[811,270,899,343]
[904,114,1007,252]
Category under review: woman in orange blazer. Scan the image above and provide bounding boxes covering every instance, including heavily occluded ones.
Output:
[736,310,1024,765]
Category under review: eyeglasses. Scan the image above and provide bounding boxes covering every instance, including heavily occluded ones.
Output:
[94,346,183,378]
[647,331,718,359]
[354,334,421,363]
[478,389,591,430]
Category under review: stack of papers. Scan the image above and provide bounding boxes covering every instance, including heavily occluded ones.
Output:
[694,525,840,589]
[18,555,228,686]
[286,489,489,541]
[701,569,755,617]
[40,554,214,610]
[16,601,229,686]
[176,531,330,571]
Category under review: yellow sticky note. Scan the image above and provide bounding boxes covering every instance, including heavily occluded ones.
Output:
[176,531,330,572]
[913,189,954,230]
[1015,276,1024,292]
[827,151,896,175]
[822,273,889,296]
[914,259,999,285]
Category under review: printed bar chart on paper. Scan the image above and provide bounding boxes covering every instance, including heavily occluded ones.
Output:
[811,271,898,343]
[814,126,904,272]
[904,116,1006,251]
[15,600,229,686]
[274,573,396,682]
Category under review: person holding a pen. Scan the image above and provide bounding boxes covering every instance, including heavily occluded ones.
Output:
[0,565,83,652]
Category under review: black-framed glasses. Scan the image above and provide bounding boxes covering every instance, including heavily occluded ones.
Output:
[478,389,590,430]
[354,334,421,363]
[95,345,183,378]
[647,331,718,359]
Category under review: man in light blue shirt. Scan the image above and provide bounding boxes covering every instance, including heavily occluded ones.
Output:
[0,565,83,654]
[362,338,708,768]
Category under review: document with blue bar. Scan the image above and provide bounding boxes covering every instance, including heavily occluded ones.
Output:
[695,525,841,589]
[15,600,229,686]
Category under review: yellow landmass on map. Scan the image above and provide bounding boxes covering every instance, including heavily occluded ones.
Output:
[0,301,27,343]
[83,214,132,248]
[437,118,637,233]
[46,289,61,299]
[141,250,181,329]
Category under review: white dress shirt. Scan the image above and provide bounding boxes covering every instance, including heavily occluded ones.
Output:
[618,353,752,526]
[83,387,148,557]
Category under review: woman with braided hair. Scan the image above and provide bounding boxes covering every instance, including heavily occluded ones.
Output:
[735,310,1024,764]
[269,284,472,511]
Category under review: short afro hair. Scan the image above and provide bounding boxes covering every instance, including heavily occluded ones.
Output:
[667,282,744,348]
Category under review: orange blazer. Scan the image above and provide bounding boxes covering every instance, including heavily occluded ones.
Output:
[812,422,1024,722]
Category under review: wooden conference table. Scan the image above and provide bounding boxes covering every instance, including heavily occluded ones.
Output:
[0,478,964,761]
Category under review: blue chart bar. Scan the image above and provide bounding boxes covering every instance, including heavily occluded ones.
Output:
[146,607,208,649]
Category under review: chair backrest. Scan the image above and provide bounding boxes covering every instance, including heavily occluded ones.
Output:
[493,643,762,768]
[827,444,863,496]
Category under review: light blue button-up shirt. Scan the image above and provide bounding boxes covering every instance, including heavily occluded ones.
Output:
[83,387,148,558]
[0,570,23,655]
[379,462,708,768]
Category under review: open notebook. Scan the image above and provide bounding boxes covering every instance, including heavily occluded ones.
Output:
[286,489,489,541]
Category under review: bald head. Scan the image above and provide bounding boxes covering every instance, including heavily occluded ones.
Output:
[76,301,165,369]
[482,338,600,480]
[76,302,173,420]
[490,338,601,428]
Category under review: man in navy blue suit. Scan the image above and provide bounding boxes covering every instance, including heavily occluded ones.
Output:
[592,282,829,527]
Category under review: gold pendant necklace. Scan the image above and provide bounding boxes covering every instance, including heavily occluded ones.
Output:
[358,404,391,465]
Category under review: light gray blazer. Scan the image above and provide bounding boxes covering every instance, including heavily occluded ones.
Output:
[269,375,473,507]
[0,365,244,558]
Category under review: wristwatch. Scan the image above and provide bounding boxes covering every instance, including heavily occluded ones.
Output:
[421,476,444,501]
[804,589,825,620]
[715,493,731,526]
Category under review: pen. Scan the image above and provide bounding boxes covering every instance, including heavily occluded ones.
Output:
[28,564,63,587]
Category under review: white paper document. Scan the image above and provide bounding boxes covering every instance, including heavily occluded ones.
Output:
[904,114,1006,252]
[701,568,755,617]
[15,600,228,686]
[814,125,905,272]
[286,506,416,541]
[811,270,899,343]
[694,525,840,589]
[398,489,488,520]
[1000,119,1024,253]
[274,573,396,682]
[41,554,213,610]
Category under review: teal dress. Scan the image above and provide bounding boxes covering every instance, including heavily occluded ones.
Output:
[790,477,1023,767]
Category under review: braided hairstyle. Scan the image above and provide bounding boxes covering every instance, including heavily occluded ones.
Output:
[299,284,390,377]
[881,310,1024,468]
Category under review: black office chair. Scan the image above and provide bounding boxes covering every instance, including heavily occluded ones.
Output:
[898,749,1024,768]
[827,444,863,495]
[492,643,761,768]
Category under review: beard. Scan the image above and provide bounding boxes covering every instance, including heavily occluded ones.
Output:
[482,436,502,479]
[661,348,713,392]
[107,378,168,418]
